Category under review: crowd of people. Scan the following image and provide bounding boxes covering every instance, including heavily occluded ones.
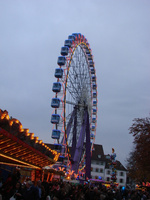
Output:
[0,172,150,200]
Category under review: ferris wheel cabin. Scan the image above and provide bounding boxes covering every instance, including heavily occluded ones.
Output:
[51,114,60,124]
[61,46,69,56]
[52,82,61,93]
[68,35,75,41]
[51,129,61,139]
[72,33,81,39]
[92,118,96,123]
[93,100,97,106]
[93,92,97,98]
[51,98,60,108]
[85,48,90,54]
[90,68,95,74]
[92,125,95,131]
[92,76,96,82]
[57,56,66,66]
[92,84,97,90]
[55,68,63,78]
[53,144,62,151]
[87,54,93,60]
[90,133,95,139]
[64,39,72,48]
[93,109,97,115]
[89,61,94,68]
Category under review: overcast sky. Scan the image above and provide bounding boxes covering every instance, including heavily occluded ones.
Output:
[0,0,150,166]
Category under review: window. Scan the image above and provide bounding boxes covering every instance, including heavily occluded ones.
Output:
[91,167,93,171]
[120,172,124,176]
[95,176,98,179]
[96,161,100,165]
[106,155,110,159]
[100,162,103,165]
[100,168,103,173]
[107,170,110,175]
[120,179,124,183]
[96,168,99,172]
[98,155,101,158]
[107,177,110,181]
[91,160,96,164]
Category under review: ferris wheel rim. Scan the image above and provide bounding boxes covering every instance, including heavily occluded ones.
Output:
[51,33,98,168]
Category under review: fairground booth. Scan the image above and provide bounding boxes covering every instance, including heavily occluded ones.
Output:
[0,109,61,183]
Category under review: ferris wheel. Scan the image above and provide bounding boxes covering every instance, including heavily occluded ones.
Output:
[51,33,97,178]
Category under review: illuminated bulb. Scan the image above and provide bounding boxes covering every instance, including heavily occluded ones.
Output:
[30,133,34,137]
[9,121,13,126]
[6,115,10,120]
[38,140,42,144]
[31,136,34,140]
[19,124,23,130]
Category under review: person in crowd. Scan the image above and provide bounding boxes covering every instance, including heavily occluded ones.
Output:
[9,182,23,200]
[37,180,45,200]
[23,180,40,200]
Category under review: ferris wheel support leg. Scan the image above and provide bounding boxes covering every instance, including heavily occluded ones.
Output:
[71,111,87,173]
[85,111,91,180]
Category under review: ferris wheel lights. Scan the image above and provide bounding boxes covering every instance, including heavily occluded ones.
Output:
[64,39,72,48]
[51,114,60,124]
[57,56,66,66]
[61,46,69,56]
[52,82,61,93]
[54,68,63,78]
[51,98,60,108]
[51,129,61,139]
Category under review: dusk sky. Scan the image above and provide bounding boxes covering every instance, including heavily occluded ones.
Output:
[0,0,150,166]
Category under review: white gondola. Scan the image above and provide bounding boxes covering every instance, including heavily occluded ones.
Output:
[51,129,61,139]
[89,60,94,67]
[93,92,97,98]
[52,82,61,93]
[57,56,66,66]
[92,84,97,90]
[54,143,62,151]
[58,155,65,162]
[93,100,97,106]
[55,68,63,78]
[92,76,96,82]
[93,109,97,115]
[90,134,95,139]
[92,118,96,123]
[64,39,72,48]
[87,54,92,60]
[91,126,95,131]
[51,98,60,108]
[91,68,95,74]
[68,35,75,41]
[72,33,81,39]
[85,48,90,54]
[61,46,69,56]
[51,114,60,124]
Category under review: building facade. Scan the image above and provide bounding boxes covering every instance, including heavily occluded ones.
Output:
[91,144,127,188]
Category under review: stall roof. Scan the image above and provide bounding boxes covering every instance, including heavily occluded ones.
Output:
[0,128,58,169]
